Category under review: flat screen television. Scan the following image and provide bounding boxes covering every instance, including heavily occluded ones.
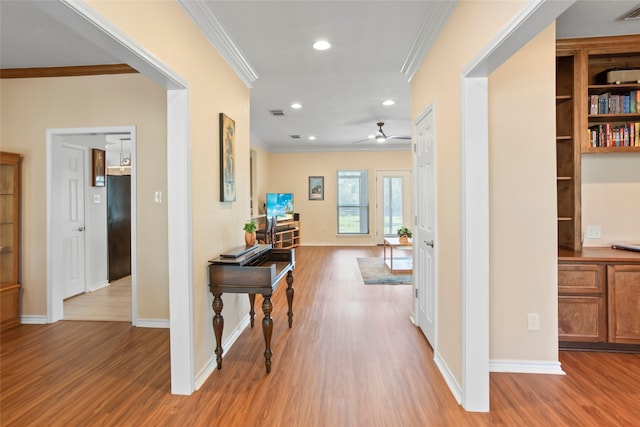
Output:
[266,193,294,221]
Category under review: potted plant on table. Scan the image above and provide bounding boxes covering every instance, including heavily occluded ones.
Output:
[243,220,257,247]
[397,226,412,243]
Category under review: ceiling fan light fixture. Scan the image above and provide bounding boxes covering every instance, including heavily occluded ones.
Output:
[375,135,386,143]
[313,40,331,51]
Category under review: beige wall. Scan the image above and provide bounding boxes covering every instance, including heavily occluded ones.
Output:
[266,150,412,245]
[582,153,640,246]
[410,0,557,383]
[488,25,559,361]
[43,1,252,374]
[0,74,168,319]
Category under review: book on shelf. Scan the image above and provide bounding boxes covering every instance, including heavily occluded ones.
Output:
[590,90,640,115]
[588,121,640,148]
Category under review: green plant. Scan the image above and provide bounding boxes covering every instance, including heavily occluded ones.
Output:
[243,220,257,233]
[397,226,412,238]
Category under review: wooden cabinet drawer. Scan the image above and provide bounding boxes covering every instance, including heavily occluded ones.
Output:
[558,295,606,342]
[608,265,640,344]
[558,263,605,294]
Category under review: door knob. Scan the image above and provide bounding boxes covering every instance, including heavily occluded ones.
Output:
[77,226,85,232]
[425,240,434,247]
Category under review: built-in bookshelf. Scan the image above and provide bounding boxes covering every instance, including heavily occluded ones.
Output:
[583,45,640,154]
[556,35,640,251]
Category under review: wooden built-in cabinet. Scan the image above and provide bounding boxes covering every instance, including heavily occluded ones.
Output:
[555,35,640,351]
[0,152,21,330]
[559,248,640,350]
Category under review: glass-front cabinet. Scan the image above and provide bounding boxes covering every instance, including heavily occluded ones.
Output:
[0,152,21,330]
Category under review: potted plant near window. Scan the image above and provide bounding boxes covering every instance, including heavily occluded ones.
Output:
[244,220,257,247]
[397,226,412,243]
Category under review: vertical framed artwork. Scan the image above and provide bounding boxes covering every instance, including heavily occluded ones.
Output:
[92,149,105,187]
[309,176,324,200]
[219,113,236,202]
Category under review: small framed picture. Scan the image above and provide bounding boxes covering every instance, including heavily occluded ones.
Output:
[309,176,324,200]
[92,149,105,187]
[219,113,236,202]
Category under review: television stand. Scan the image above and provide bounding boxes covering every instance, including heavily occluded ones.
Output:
[273,220,300,249]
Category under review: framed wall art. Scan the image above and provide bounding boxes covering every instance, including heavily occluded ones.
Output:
[92,149,105,187]
[219,113,236,202]
[309,176,324,200]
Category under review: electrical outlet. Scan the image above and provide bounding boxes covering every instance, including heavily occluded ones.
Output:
[528,313,540,331]
[586,225,601,239]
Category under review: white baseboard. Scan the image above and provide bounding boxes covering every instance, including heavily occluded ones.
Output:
[136,318,170,328]
[87,280,110,292]
[434,349,462,404]
[19,315,48,324]
[489,359,565,375]
[195,313,251,390]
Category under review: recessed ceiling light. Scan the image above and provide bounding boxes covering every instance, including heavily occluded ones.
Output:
[291,103,302,109]
[308,136,316,140]
[382,99,395,106]
[313,40,331,51]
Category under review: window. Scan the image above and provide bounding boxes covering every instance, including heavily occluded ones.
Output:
[337,170,369,234]
[383,176,404,236]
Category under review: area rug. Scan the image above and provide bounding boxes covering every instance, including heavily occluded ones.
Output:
[357,257,412,285]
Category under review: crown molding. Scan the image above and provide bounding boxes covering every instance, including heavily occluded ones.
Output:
[401,1,458,81]
[177,0,257,88]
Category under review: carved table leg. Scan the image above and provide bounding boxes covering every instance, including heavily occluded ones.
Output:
[262,294,273,373]
[286,270,295,328]
[248,293,256,327]
[212,293,224,369]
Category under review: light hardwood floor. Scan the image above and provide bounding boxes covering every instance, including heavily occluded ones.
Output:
[1,246,639,426]
[63,276,131,322]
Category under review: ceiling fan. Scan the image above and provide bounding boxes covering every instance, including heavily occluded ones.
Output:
[353,122,411,144]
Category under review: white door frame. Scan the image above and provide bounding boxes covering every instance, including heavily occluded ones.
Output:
[47,126,138,323]
[459,0,575,412]
[39,1,194,395]
[375,169,412,245]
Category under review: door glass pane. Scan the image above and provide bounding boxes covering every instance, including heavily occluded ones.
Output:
[383,176,403,236]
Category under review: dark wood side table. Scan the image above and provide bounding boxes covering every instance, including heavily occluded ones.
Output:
[208,244,295,373]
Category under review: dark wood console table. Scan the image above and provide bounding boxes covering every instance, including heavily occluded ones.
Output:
[208,244,295,373]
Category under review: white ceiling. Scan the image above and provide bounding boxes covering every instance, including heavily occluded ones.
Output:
[1,1,639,152]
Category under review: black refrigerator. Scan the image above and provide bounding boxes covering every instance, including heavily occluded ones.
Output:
[107,175,131,282]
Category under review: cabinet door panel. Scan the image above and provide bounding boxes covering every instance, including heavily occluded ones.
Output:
[558,295,606,342]
[558,264,605,294]
[608,265,640,344]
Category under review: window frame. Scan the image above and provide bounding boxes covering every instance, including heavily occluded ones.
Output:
[336,169,369,235]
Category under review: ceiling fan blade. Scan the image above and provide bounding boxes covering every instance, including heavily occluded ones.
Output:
[352,137,373,144]
[388,135,411,140]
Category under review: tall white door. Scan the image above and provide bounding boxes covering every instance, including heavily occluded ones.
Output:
[375,170,412,245]
[53,144,87,299]
[414,107,436,346]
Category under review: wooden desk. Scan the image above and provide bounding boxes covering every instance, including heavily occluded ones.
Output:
[383,237,413,273]
[209,244,295,373]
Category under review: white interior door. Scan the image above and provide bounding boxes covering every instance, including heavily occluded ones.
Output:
[375,170,412,245]
[414,107,436,346]
[53,144,87,299]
